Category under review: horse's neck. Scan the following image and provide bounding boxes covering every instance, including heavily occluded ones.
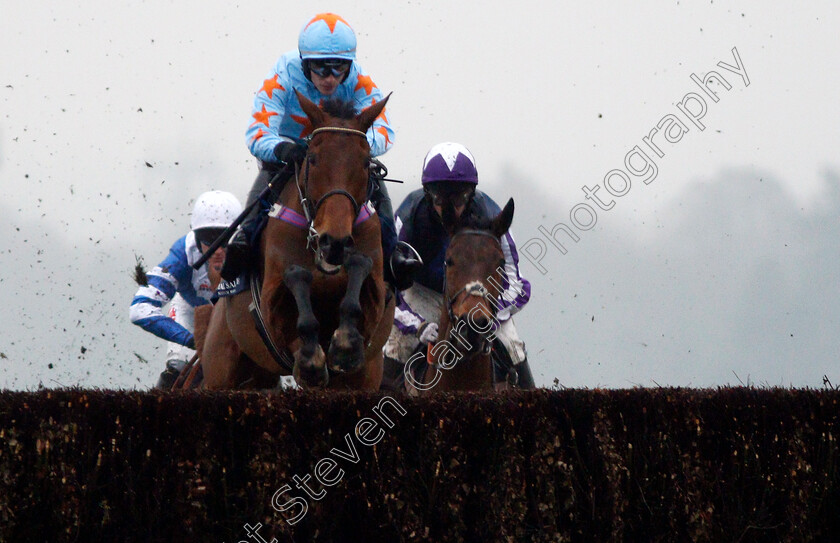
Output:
[433,321,494,391]
[435,349,493,391]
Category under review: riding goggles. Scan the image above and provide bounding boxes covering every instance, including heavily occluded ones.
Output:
[426,188,474,207]
[194,227,228,250]
[308,59,352,78]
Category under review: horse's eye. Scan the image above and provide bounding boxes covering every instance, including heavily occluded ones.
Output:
[444,258,454,267]
[308,154,316,167]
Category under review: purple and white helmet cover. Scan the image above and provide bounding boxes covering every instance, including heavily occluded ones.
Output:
[421,142,479,185]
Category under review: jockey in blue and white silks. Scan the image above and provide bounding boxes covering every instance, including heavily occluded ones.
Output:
[130,233,213,348]
[130,190,242,388]
[222,13,420,289]
[383,142,534,390]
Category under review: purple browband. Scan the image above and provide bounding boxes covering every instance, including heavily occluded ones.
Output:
[267,201,376,229]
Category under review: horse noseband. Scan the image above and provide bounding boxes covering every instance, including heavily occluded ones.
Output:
[446,280,497,334]
[310,189,362,221]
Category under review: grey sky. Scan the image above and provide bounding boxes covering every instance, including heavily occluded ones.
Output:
[2,1,838,389]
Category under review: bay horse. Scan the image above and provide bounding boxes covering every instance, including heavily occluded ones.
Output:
[406,198,515,392]
[201,91,395,390]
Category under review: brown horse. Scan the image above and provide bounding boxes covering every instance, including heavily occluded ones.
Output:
[201,91,395,390]
[407,198,515,392]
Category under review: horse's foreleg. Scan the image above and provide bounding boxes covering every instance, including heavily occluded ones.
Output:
[328,252,372,373]
[283,265,327,387]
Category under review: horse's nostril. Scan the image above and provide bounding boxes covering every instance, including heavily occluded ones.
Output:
[472,315,489,330]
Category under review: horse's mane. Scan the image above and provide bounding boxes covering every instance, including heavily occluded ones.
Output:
[320,97,358,120]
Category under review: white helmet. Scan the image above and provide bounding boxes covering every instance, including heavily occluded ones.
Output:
[190,190,242,231]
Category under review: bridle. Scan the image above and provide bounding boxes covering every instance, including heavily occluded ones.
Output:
[443,229,504,349]
[293,126,369,252]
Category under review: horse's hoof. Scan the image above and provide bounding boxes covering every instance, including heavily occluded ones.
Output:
[328,327,364,373]
[294,345,328,387]
[294,363,329,388]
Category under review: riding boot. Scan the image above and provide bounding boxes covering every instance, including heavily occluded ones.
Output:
[220,166,290,282]
[370,176,421,290]
[379,355,406,393]
[491,338,536,389]
[156,367,179,390]
[514,358,536,389]
[155,359,186,391]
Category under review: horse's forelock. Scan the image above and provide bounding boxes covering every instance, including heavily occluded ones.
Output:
[460,207,493,232]
[320,97,358,121]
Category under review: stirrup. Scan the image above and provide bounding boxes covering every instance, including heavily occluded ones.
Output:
[226,226,248,250]
[389,241,423,278]
[388,242,423,291]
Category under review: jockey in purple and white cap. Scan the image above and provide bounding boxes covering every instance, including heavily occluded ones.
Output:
[382,142,534,390]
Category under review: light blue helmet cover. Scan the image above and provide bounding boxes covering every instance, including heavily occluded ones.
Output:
[298,13,357,60]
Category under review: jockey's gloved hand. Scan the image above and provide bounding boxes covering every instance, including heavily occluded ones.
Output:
[417,321,439,345]
[274,141,308,165]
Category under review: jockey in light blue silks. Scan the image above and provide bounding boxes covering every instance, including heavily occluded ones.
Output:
[220,12,420,290]
[130,190,242,389]
[382,142,535,391]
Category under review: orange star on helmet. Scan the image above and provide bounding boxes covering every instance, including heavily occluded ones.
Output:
[355,74,377,96]
[306,13,351,33]
[260,75,284,99]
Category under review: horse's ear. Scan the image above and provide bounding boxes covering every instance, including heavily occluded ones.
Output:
[358,93,391,132]
[296,89,325,127]
[491,198,515,239]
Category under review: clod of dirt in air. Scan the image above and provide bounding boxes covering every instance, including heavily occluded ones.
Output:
[133,256,148,286]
